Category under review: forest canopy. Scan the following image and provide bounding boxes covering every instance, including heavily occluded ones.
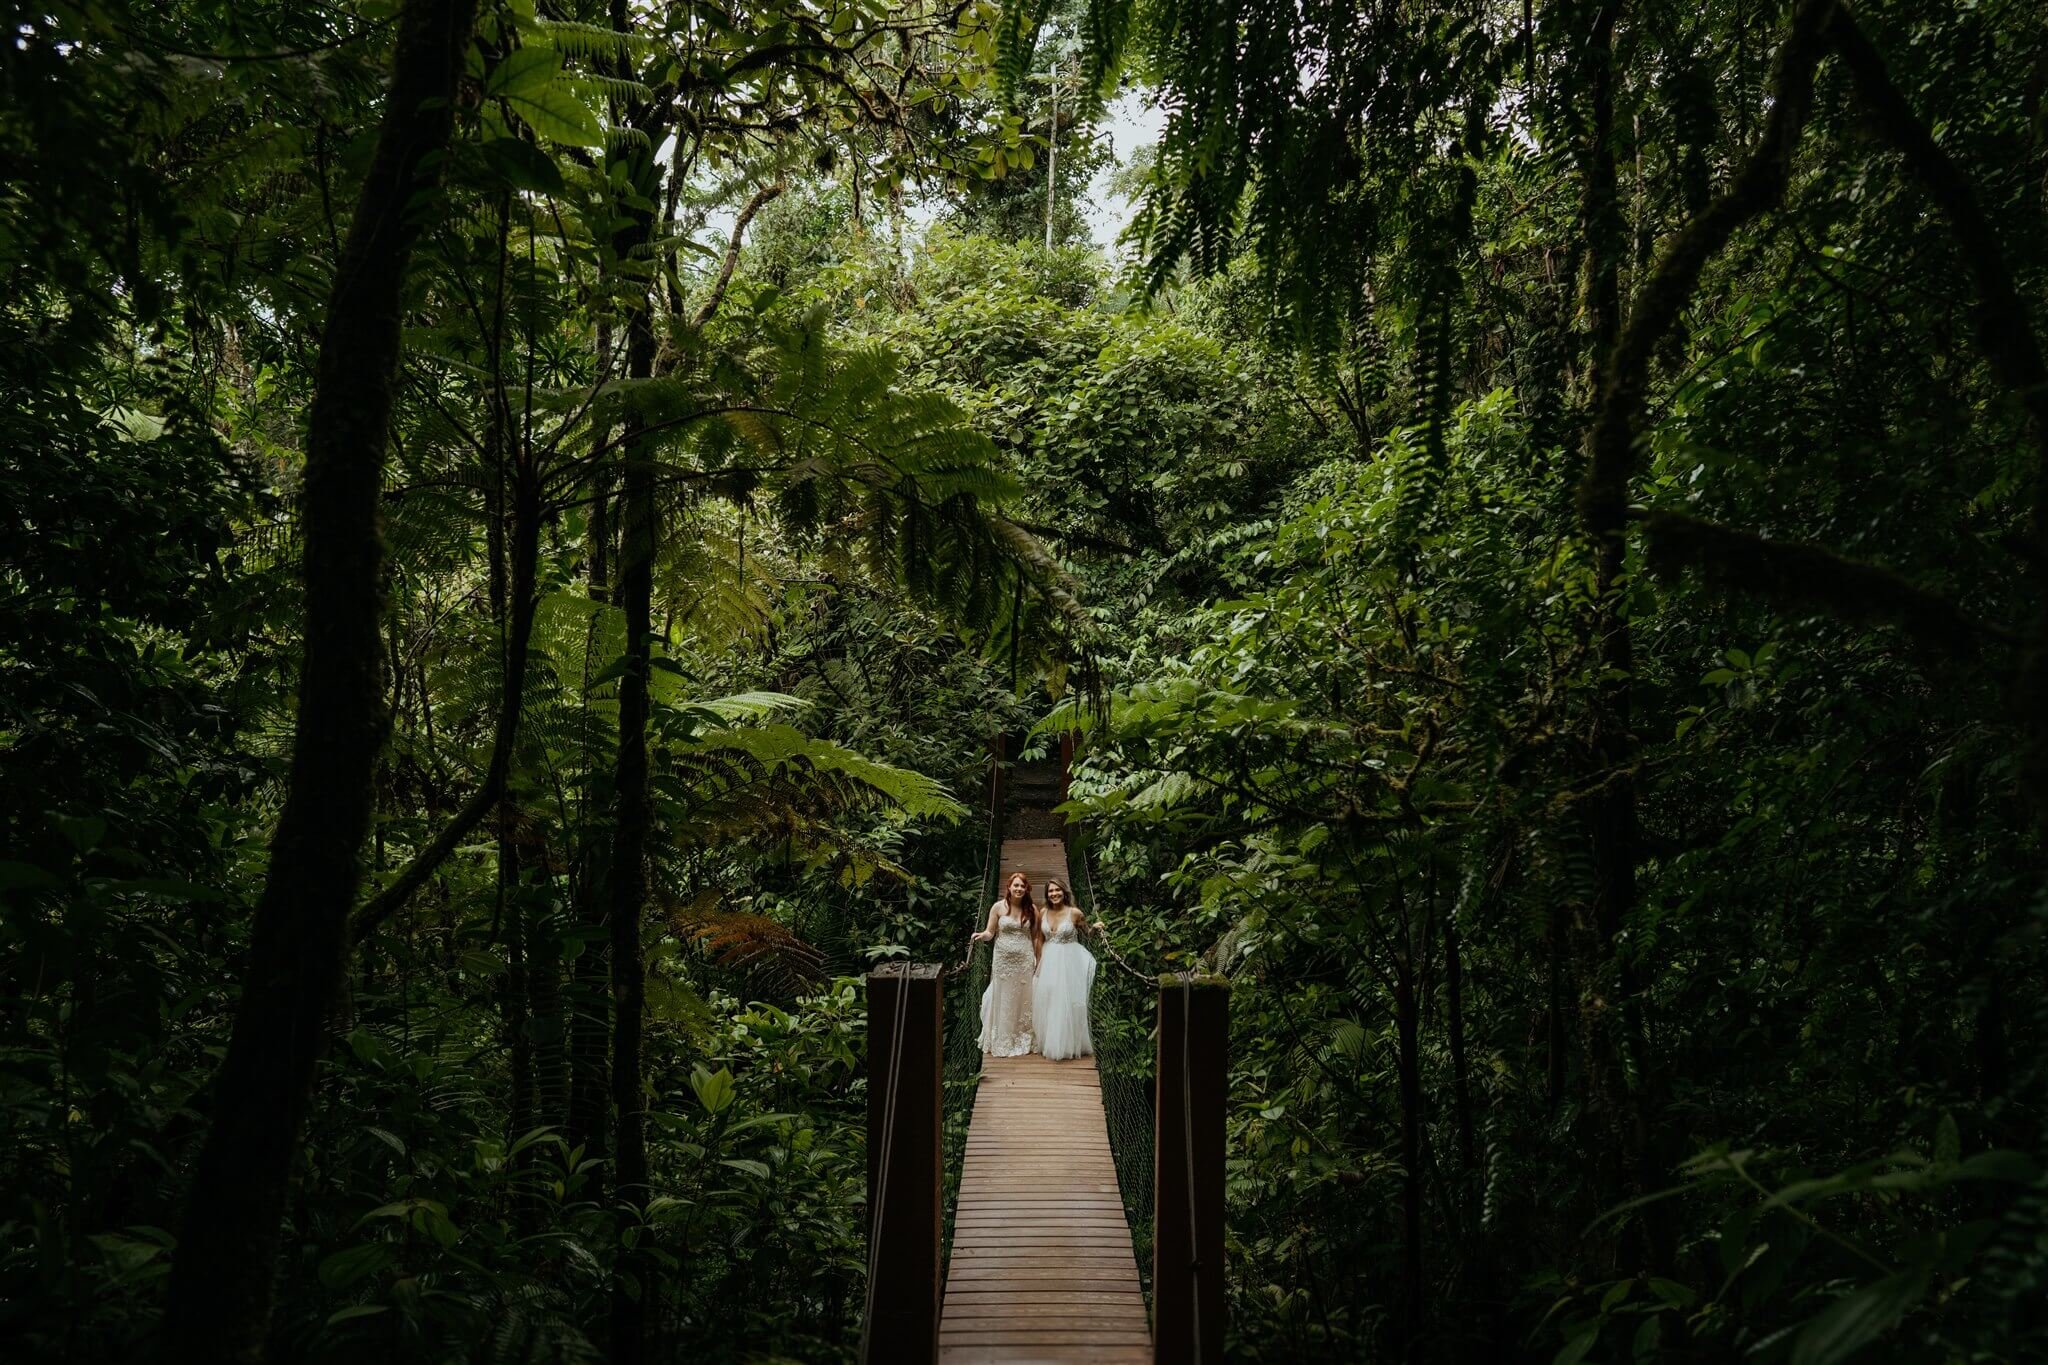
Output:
[3,0,2046,1362]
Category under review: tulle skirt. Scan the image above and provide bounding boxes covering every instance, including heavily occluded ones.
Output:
[1032,939,1096,1061]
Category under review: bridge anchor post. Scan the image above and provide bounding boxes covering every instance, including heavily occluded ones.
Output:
[862,962,943,1365]
[1154,972,1228,1364]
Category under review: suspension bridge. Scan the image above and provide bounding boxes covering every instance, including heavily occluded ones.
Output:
[861,739,1228,1365]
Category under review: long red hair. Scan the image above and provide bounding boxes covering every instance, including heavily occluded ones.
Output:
[1002,870,1042,950]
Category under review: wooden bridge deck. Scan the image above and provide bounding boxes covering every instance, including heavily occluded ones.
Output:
[939,837,1151,1363]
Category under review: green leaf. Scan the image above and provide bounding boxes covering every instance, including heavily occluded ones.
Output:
[0,861,60,891]
[720,1157,772,1179]
[325,1304,389,1326]
[54,814,106,850]
[485,46,559,98]
[352,1198,442,1230]
[1953,1150,2040,1183]
[1789,1271,1928,1365]
[1934,1113,1960,1166]
[318,1243,395,1291]
[108,877,227,902]
[1553,1324,1599,1365]
[495,61,605,148]
[690,1065,736,1115]
[478,136,566,195]
[589,653,635,687]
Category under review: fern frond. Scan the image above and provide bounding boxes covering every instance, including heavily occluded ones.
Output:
[672,895,828,994]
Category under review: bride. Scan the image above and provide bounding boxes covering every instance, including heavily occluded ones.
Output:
[972,871,1039,1057]
[1032,877,1096,1061]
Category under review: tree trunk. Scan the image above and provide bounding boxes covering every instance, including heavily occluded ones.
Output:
[1544,900,1567,1112]
[159,1,477,1358]
[1572,0,1666,1269]
[1392,968,1425,1362]
[565,317,616,1163]
[606,330,657,1364]
[1444,911,1478,1180]
[604,117,664,1365]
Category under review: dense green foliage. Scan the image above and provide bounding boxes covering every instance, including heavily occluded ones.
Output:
[4,0,2047,1362]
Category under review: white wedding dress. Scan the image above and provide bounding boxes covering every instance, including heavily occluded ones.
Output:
[1032,913,1096,1060]
[979,908,1036,1057]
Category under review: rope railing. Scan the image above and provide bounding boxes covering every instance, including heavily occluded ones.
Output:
[936,774,1002,1272]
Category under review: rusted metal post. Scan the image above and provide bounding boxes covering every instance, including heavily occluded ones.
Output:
[1154,973,1228,1364]
[862,963,943,1365]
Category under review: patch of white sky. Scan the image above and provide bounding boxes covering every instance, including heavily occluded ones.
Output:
[673,84,1164,267]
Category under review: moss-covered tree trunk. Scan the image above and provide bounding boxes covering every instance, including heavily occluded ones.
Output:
[159,1,477,1358]
[602,39,667,1347]
[566,311,616,1163]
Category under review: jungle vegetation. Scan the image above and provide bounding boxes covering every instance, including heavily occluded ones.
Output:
[2,0,2046,1361]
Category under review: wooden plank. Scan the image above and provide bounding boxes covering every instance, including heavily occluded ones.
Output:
[951,1242,1140,1252]
[954,1204,1127,1214]
[941,1335,1153,1349]
[951,1228,1137,1237]
[941,1301,1144,1309]
[952,1229,1134,1240]
[942,1330,1153,1342]
[943,1300,1145,1309]
[953,1210,1129,1220]
[949,1249,1142,1260]
[937,1350,1151,1364]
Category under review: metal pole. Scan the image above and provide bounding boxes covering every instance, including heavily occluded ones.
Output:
[1045,56,1059,251]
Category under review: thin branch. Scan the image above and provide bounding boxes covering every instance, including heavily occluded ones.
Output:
[1579,0,1840,539]
[351,475,544,944]
[692,181,785,328]
[1827,8,2048,515]
[1640,509,2019,657]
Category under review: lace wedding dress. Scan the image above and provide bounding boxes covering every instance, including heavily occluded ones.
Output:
[1032,913,1096,1061]
[979,909,1036,1057]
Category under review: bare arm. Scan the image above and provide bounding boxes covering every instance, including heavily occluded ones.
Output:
[971,900,1002,943]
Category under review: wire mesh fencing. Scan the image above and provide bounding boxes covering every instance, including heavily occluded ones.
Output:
[938,820,1000,1275]
[1079,840,1158,1300]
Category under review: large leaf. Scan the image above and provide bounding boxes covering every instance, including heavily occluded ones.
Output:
[485,46,559,99]
[488,49,605,148]
[684,722,966,821]
[1789,1271,1929,1365]
[478,136,566,196]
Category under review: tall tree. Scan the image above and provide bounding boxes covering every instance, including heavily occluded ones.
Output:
[159,1,479,1358]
